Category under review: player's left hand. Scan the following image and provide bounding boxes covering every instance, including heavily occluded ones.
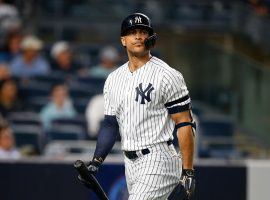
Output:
[181,169,195,199]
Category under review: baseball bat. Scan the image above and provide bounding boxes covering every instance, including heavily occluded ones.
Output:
[167,183,188,200]
[74,160,109,200]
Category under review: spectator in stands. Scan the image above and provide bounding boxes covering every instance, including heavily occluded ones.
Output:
[0,78,23,117]
[89,46,119,78]
[0,0,21,33]
[0,118,21,159]
[84,46,119,138]
[40,83,76,130]
[85,94,104,138]
[0,30,22,62]
[10,35,50,78]
[50,41,84,76]
[248,0,269,16]
[0,62,11,80]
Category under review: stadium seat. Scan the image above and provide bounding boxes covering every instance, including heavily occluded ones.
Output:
[18,81,51,99]
[77,76,105,86]
[47,124,85,141]
[73,98,89,114]
[32,73,66,86]
[11,124,44,154]
[197,115,238,158]
[69,83,99,99]
[199,116,234,137]
[72,76,105,93]
[8,112,43,127]
[51,115,87,134]
[25,97,49,112]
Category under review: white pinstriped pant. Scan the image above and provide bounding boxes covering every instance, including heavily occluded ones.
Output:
[124,142,182,200]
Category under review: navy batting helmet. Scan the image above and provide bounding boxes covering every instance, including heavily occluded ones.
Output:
[121,13,154,36]
[121,13,157,49]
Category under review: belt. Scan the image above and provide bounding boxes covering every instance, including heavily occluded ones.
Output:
[124,140,173,160]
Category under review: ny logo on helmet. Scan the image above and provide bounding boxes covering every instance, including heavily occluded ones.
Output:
[135,83,154,104]
[135,16,142,24]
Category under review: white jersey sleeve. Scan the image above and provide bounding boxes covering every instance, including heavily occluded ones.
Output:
[103,75,116,116]
[162,68,191,114]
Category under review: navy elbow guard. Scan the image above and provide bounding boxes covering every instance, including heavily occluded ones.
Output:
[93,115,119,161]
[175,108,197,133]
[175,119,196,137]
[175,121,196,130]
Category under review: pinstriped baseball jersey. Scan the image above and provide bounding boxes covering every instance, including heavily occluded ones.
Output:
[104,56,190,151]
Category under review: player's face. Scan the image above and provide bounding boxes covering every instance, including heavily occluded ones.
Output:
[121,28,149,56]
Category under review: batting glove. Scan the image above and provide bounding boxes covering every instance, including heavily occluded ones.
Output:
[181,169,195,199]
[87,157,103,174]
[77,157,103,188]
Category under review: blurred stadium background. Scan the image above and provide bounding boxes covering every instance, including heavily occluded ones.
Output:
[0,0,270,200]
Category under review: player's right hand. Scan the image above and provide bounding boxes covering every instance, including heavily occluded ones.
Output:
[77,157,103,186]
[87,157,103,174]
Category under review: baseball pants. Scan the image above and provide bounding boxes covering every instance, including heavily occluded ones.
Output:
[124,141,182,200]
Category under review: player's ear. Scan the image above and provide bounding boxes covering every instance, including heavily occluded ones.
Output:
[121,37,126,47]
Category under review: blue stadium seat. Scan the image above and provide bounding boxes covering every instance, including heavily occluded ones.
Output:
[73,98,89,114]
[77,76,105,86]
[51,115,87,135]
[32,73,66,86]
[72,76,105,93]
[197,115,238,158]
[8,112,43,127]
[18,81,51,99]
[69,83,99,99]
[200,117,234,137]
[47,124,85,141]
[25,97,49,112]
[11,124,44,154]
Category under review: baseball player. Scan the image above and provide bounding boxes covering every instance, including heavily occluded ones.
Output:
[79,13,196,200]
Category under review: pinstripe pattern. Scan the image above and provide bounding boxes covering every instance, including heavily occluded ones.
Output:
[125,142,182,200]
[104,56,190,151]
[104,56,189,199]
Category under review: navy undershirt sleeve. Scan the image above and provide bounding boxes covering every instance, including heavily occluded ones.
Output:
[93,115,119,160]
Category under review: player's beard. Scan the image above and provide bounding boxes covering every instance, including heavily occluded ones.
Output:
[128,46,149,58]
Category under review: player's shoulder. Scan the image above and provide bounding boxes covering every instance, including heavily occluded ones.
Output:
[151,56,183,78]
[106,62,128,82]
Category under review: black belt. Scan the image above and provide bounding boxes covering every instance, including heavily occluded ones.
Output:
[124,140,173,160]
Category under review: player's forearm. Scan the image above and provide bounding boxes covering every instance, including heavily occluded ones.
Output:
[177,126,195,169]
[93,115,119,161]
